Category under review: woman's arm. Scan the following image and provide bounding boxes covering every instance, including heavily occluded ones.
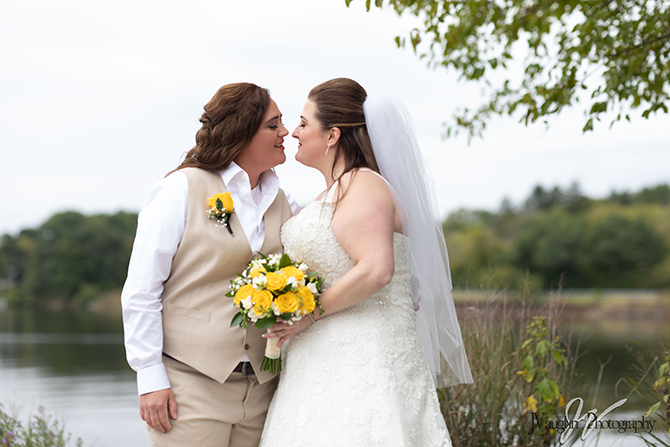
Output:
[121,171,187,433]
[267,171,400,347]
[121,172,187,393]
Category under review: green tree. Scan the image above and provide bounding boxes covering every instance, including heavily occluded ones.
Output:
[0,230,37,288]
[637,183,670,205]
[349,0,670,139]
[578,213,667,287]
[11,211,137,304]
[512,208,587,288]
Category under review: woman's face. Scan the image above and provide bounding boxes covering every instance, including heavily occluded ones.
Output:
[292,99,330,169]
[236,99,289,173]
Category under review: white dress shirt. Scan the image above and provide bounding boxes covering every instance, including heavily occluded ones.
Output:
[121,163,301,395]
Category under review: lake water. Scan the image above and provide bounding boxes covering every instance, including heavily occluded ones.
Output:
[0,300,668,446]
[0,307,147,447]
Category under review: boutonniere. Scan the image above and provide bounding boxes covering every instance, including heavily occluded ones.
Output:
[207,192,235,235]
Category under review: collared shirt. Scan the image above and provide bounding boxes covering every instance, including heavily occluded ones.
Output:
[121,163,301,395]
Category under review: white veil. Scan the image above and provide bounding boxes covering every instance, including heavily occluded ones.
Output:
[363,95,473,387]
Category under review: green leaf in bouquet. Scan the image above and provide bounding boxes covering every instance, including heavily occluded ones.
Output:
[279,312,293,321]
[281,283,293,293]
[279,254,292,269]
[305,272,319,279]
[230,312,245,328]
[216,198,223,211]
[225,290,234,297]
[255,315,277,329]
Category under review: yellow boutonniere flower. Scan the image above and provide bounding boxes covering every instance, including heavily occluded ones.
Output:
[206,192,235,235]
[208,192,233,212]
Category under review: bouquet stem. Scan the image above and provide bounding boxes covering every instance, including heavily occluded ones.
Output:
[261,356,282,374]
[261,329,282,374]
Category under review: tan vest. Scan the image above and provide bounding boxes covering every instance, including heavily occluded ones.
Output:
[161,167,293,384]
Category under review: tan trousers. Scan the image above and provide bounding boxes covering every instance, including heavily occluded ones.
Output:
[146,355,278,447]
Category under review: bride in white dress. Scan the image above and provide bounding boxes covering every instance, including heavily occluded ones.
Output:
[259,78,472,447]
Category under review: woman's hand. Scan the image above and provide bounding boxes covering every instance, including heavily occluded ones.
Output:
[263,317,313,348]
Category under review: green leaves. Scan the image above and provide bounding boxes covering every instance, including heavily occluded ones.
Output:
[646,401,661,418]
[255,315,277,330]
[352,0,670,138]
[517,316,567,417]
[230,312,245,328]
[536,378,560,402]
[279,254,292,269]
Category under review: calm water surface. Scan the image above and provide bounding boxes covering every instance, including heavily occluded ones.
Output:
[0,307,146,447]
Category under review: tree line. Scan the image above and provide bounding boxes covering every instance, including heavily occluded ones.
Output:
[0,211,137,306]
[0,183,668,306]
[444,183,670,291]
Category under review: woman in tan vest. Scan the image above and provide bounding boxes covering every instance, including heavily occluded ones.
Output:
[121,83,300,446]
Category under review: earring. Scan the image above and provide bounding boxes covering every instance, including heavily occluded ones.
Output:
[325,143,331,155]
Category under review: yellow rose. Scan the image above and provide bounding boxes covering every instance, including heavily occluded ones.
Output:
[252,290,273,316]
[275,292,300,314]
[207,192,234,212]
[265,271,287,292]
[234,284,255,306]
[250,266,267,279]
[281,265,305,282]
[297,287,316,315]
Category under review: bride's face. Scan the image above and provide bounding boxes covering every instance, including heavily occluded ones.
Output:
[292,99,330,169]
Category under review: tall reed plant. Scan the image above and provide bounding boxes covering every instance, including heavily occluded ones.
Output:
[623,346,670,446]
[438,286,584,446]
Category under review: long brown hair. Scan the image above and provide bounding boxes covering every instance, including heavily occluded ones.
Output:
[170,83,271,175]
[308,78,379,184]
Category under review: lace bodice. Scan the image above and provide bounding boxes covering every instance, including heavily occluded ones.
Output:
[259,200,451,447]
[280,200,413,311]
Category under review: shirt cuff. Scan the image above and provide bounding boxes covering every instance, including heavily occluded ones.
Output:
[137,363,171,396]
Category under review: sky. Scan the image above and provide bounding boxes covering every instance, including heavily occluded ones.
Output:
[1,0,668,236]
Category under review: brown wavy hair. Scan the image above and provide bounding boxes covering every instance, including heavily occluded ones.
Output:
[170,83,271,174]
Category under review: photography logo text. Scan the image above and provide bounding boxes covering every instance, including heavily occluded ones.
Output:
[528,397,655,444]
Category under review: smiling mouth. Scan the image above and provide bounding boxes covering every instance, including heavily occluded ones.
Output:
[274,143,284,148]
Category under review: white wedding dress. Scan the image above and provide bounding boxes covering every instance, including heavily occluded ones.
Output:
[259,195,453,447]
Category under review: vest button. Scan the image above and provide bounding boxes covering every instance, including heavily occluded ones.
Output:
[244,344,250,350]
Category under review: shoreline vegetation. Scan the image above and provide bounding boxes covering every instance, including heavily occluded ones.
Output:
[444,288,670,446]
[1,182,667,309]
[0,404,84,447]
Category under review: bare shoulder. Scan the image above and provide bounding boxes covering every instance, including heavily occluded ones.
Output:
[334,169,394,206]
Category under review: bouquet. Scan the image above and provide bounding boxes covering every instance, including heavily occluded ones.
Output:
[227,253,323,374]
